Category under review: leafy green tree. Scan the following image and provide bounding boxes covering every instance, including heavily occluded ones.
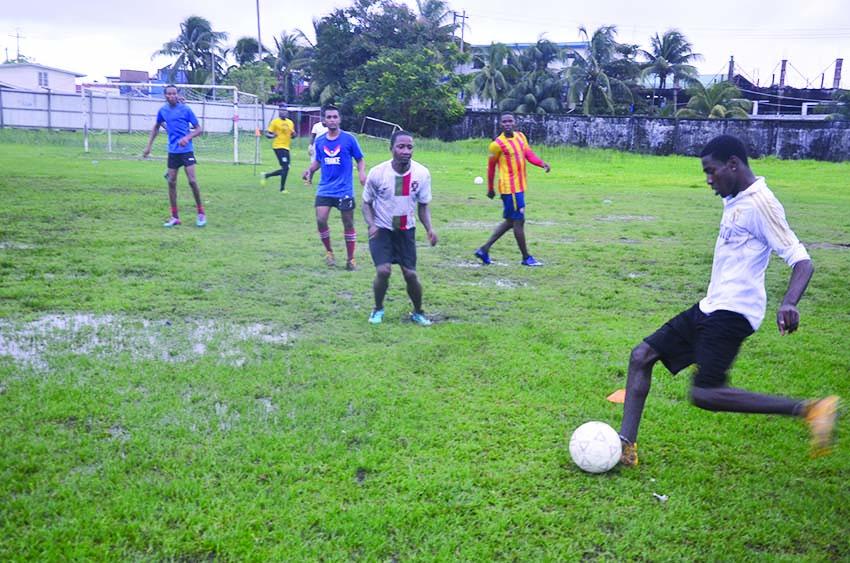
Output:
[823,89,850,120]
[467,43,517,109]
[308,0,465,106]
[564,26,633,115]
[676,81,752,118]
[346,47,465,137]
[153,16,228,84]
[222,62,276,103]
[641,29,701,111]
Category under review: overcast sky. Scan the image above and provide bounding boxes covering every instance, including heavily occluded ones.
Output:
[2,0,848,89]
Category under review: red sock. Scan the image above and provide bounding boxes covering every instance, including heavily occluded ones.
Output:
[171,207,179,218]
[197,204,204,214]
[344,229,356,261]
[319,228,332,252]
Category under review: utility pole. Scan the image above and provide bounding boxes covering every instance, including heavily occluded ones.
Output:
[834,59,843,89]
[452,10,468,53]
[9,28,25,62]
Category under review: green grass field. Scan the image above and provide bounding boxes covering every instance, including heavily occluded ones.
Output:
[1,130,849,562]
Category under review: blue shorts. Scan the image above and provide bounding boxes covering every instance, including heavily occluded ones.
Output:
[501,192,525,220]
[644,304,755,388]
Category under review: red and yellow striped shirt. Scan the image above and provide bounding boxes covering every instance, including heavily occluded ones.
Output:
[487,132,542,195]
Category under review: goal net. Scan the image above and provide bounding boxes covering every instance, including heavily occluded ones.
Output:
[360,116,403,140]
[80,83,262,164]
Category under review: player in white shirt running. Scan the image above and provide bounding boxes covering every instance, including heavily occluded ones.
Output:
[617,134,837,467]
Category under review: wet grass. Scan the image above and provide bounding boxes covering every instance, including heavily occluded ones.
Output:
[1,133,849,561]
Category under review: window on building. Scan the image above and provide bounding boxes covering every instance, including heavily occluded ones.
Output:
[38,71,48,88]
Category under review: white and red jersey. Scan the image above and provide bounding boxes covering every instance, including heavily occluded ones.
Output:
[699,177,810,330]
[363,160,432,231]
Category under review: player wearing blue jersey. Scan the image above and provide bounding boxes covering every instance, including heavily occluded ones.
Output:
[302,105,366,270]
[143,85,206,227]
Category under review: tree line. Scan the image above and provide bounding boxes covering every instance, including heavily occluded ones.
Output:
[153,0,848,136]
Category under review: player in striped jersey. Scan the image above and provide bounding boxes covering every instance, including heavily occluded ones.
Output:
[362,131,438,326]
[617,134,837,467]
[474,112,550,267]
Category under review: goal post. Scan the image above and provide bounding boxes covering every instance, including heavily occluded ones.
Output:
[361,116,403,140]
[80,83,262,164]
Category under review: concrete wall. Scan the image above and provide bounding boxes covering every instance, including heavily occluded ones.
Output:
[447,112,850,162]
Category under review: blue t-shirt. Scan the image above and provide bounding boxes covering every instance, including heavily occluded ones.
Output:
[156,103,199,154]
[314,131,364,198]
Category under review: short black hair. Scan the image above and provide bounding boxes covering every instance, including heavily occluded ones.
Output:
[390,130,413,147]
[500,111,514,118]
[700,134,749,166]
[165,84,178,92]
[321,104,339,117]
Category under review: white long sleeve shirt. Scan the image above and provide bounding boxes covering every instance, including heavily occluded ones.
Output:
[699,177,810,330]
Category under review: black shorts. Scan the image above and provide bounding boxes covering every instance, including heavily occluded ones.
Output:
[167,152,197,170]
[369,227,417,269]
[273,148,290,167]
[315,195,355,211]
[644,303,755,388]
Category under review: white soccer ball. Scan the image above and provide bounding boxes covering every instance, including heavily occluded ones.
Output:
[569,421,622,473]
[474,176,484,185]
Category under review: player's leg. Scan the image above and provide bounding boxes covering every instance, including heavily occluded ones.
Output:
[277,148,290,192]
[164,154,181,226]
[620,341,662,445]
[512,218,530,258]
[315,203,334,264]
[184,159,205,226]
[688,311,800,414]
[340,201,357,270]
[369,228,392,316]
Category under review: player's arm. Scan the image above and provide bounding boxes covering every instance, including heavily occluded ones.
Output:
[525,146,550,173]
[355,158,367,186]
[265,123,277,139]
[302,160,320,184]
[362,199,379,239]
[777,259,814,335]
[486,156,498,198]
[418,202,438,246]
[143,120,161,157]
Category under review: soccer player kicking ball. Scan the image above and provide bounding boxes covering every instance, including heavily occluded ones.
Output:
[617,134,837,467]
[143,85,206,227]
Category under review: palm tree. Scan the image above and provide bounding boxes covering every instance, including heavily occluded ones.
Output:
[563,26,633,115]
[153,16,228,84]
[467,43,517,109]
[232,37,263,66]
[500,71,565,114]
[269,31,311,101]
[676,81,752,118]
[641,30,701,112]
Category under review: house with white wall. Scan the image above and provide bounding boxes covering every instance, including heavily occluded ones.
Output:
[0,63,85,93]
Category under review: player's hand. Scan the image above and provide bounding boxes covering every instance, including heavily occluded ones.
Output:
[427,230,438,246]
[487,190,495,200]
[178,136,189,147]
[301,170,312,184]
[777,304,800,335]
[542,162,551,173]
[367,225,379,239]
[142,148,150,158]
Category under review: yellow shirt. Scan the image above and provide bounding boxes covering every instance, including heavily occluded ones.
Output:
[268,117,295,150]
